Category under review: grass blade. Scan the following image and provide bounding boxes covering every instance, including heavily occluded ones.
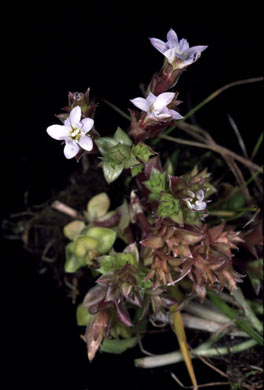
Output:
[251,131,263,160]
[183,77,263,121]
[170,304,198,390]
[207,290,264,346]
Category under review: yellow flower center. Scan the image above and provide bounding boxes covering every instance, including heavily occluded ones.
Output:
[70,126,82,141]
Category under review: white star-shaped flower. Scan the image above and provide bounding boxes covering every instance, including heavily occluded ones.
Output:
[46,106,94,159]
[130,91,183,122]
[184,189,207,211]
[150,28,207,70]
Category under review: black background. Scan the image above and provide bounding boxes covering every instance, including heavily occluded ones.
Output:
[3,1,263,389]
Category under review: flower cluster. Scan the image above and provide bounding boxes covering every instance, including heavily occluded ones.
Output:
[46,29,245,362]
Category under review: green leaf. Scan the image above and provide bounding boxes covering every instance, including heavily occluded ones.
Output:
[124,242,139,263]
[65,242,87,273]
[113,127,133,146]
[144,169,167,198]
[118,200,130,230]
[223,191,246,210]
[76,304,92,326]
[138,269,153,291]
[123,151,138,169]
[103,159,124,183]
[157,193,180,218]
[131,163,143,177]
[183,209,202,226]
[170,149,180,172]
[87,192,110,221]
[98,252,136,274]
[85,226,116,254]
[247,258,263,295]
[170,209,184,225]
[148,192,162,201]
[247,258,264,280]
[95,137,118,155]
[208,290,264,346]
[132,142,154,163]
[100,337,137,354]
[107,144,131,160]
[73,235,98,257]
[164,157,174,176]
[63,220,86,240]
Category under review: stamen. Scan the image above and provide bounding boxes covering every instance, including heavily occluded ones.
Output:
[70,127,81,140]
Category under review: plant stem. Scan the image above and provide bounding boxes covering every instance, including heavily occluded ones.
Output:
[251,131,263,160]
[159,134,263,173]
[134,339,257,369]
[51,200,85,220]
[183,77,263,121]
[103,99,131,121]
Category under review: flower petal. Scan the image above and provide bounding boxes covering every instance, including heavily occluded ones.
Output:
[149,37,167,54]
[168,109,184,120]
[196,190,205,201]
[178,38,189,53]
[188,45,208,55]
[194,201,207,211]
[46,124,69,140]
[130,97,149,112]
[163,47,181,64]
[81,117,94,133]
[153,92,175,111]
[69,106,82,126]
[64,140,80,159]
[79,135,93,151]
[167,28,178,47]
[185,46,208,64]
[181,57,196,67]
[146,91,156,105]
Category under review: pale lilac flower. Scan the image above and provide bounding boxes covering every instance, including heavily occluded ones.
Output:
[130,91,183,122]
[150,28,207,70]
[46,106,94,159]
[184,190,207,211]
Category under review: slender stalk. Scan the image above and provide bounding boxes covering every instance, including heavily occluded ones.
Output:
[159,134,263,173]
[227,113,248,158]
[103,99,131,121]
[134,339,257,369]
[183,77,264,121]
[51,200,85,220]
[209,207,257,217]
[251,131,263,160]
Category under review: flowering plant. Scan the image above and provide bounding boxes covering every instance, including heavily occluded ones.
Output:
[12,28,263,387]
